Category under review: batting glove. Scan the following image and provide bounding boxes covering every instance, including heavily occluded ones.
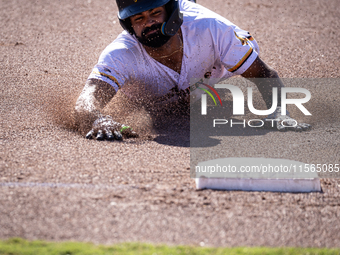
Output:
[85,115,138,141]
[265,107,311,132]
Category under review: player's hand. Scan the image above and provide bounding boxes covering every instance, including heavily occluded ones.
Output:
[85,115,138,140]
[265,107,311,132]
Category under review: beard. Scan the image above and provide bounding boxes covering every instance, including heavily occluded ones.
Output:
[135,23,172,48]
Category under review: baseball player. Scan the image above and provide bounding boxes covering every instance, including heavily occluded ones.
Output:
[75,0,310,141]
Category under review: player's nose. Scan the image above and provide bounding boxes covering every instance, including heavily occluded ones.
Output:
[144,14,156,27]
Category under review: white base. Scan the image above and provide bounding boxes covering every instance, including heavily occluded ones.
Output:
[194,158,322,192]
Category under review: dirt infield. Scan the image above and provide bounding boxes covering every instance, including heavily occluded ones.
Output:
[1,0,339,248]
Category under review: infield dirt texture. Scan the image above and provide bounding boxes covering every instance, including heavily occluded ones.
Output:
[1,0,340,248]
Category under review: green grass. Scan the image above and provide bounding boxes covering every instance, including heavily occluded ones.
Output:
[0,238,339,255]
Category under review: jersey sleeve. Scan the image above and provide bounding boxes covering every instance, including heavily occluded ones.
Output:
[215,20,259,75]
[87,47,132,92]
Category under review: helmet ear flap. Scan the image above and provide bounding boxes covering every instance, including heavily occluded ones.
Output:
[160,0,183,36]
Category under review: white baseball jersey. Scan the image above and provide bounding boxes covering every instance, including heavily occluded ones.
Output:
[88,0,259,102]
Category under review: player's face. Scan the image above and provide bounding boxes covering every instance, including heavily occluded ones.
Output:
[131,6,167,37]
[130,6,171,48]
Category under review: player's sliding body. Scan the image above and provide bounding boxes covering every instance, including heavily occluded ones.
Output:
[75,0,310,141]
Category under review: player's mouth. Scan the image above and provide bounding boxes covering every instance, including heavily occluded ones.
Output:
[146,29,158,36]
[136,23,171,48]
[142,23,162,37]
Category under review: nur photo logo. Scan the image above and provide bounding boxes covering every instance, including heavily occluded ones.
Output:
[197,83,312,128]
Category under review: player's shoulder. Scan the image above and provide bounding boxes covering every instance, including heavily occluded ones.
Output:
[180,0,238,31]
[99,31,141,62]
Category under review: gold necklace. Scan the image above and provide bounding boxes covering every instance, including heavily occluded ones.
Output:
[154,33,183,59]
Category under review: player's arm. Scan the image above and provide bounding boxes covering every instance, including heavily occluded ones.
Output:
[241,56,283,109]
[74,78,138,140]
[241,56,311,131]
[74,78,115,133]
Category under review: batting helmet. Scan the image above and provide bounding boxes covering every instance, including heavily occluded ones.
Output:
[116,0,183,36]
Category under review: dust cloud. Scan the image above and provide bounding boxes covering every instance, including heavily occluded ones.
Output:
[43,81,190,140]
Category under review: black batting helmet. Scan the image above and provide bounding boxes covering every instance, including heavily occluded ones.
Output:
[116,0,183,36]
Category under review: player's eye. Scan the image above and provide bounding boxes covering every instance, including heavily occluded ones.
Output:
[133,16,143,22]
[152,10,161,16]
